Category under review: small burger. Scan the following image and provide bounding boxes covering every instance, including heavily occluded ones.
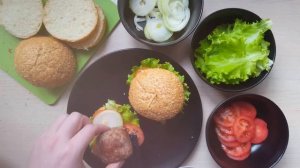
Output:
[127,58,190,122]
[90,100,144,164]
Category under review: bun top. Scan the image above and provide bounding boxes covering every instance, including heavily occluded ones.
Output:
[14,36,76,88]
[129,68,185,122]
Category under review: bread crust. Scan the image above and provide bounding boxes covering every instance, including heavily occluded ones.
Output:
[67,5,106,50]
[14,36,76,88]
[129,68,185,122]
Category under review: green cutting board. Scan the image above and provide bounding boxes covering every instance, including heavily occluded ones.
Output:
[0,0,120,105]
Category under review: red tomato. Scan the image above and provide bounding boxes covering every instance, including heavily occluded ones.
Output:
[217,125,234,135]
[226,151,250,161]
[124,124,145,146]
[254,118,267,127]
[214,106,238,127]
[215,127,236,142]
[251,118,269,144]
[233,116,255,143]
[233,101,257,119]
[218,137,242,148]
[222,142,251,157]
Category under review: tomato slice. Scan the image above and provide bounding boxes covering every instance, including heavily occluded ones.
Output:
[222,142,251,157]
[233,116,255,143]
[214,106,239,127]
[215,127,236,142]
[233,101,257,119]
[226,151,250,161]
[124,124,145,146]
[251,118,269,144]
[218,137,242,148]
[217,125,234,135]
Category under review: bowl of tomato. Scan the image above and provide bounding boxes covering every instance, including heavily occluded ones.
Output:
[206,94,289,168]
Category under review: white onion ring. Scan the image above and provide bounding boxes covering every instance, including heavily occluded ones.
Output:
[134,15,146,31]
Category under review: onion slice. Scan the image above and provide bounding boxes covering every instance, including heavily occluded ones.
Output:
[92,110,123,128]
[162,0,190,32]
[144,23,151,39]
[144,18,173,42]
[163,7,190,32]
[130,0,157,16]
[134,15,146,31]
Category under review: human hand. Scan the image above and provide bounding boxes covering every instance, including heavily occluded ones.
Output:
[29,112,122,168]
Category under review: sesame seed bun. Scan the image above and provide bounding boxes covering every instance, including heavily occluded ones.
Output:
[14,36,76,88]
[128,68,185,122]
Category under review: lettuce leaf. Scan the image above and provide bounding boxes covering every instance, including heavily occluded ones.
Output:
[127,58,190,102]
[194,19,273,84]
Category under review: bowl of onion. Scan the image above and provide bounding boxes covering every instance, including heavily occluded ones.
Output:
[118,0,204,46]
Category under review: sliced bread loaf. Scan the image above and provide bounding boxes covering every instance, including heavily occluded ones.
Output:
[44,0,98,42]
[67,5,106,50]
[1,0,43,39]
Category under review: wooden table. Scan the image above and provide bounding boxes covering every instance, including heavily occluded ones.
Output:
[1,0,299,167]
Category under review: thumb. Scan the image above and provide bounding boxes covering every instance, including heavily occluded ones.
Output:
[71,124,109,155]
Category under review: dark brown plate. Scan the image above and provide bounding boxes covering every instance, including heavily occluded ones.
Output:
[67,48,203,168]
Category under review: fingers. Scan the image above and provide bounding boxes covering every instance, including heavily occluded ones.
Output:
[57,112,91,139]
[47,113,68,133]
[71,124,109,155]
[106,161,125,168]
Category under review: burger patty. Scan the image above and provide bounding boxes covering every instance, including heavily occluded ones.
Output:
[92,127,133,164]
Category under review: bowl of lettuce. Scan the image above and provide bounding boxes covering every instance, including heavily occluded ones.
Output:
[191,8,276,92]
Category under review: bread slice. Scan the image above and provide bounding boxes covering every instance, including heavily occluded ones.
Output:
[1,0,43,39]
[44,0,98,42]
[67,5,106,50]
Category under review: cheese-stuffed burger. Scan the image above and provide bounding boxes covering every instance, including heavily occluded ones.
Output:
[90,100,144,164]
[127,58,190,122]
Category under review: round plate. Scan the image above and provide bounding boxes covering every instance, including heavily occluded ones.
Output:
[67,48,203,168]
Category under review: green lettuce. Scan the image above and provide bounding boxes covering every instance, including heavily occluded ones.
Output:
[127,58,190,102]
[104,99,140,126]
[194,19,273,84]
[90,100,139,126]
